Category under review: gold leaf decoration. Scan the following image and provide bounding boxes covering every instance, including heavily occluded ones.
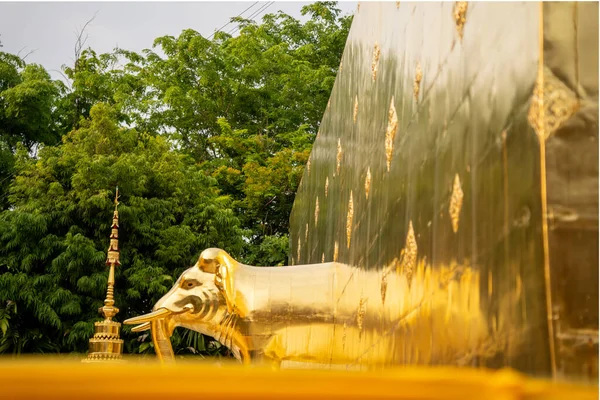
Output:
[449,174,464,233]
[314,196,320,225]
[371,42,381,81]
[336,138,343,175]
[413,63,422,101]
[402,221,418,285]
[528,67,580,141]
[357,294,367,337]
[346,191,354,248]
[333,241,339,262]
[454,2,468,40]
[385,97,398,172]
[353,95,359,123]
[325,177,329,198]
[365,167,372,199]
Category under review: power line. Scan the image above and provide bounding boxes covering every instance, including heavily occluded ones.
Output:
[226,1,274,36]
[208,2,259,40]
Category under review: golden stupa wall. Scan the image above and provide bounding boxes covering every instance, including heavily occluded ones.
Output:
[289,2,598,380]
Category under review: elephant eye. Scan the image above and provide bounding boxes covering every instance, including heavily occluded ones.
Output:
[183,279,200,289]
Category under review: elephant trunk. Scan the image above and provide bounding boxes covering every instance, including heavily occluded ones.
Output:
[151,318,175,363]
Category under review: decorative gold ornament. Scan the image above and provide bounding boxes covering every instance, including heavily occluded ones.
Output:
[372,42,381,81]
[346,191,354,248]
[83,187,124,363]
[454,2,468,40]
[528,67,580,141]
[336,138,343,175]
[449,174,464,233]
[413,63,422,101]
[385,97,398,172]
[401,221,418,285]
[365,167,372,199]
[357,294,367,337]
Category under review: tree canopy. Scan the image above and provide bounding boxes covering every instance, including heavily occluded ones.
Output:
[0,2,351,356]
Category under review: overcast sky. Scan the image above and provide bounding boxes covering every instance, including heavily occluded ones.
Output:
[0,1,357,81]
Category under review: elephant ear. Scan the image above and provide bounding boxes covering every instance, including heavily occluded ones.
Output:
[214,263,235,313]
[196,248,240,314]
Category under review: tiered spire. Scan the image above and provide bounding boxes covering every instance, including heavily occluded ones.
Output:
[83,187,124,362]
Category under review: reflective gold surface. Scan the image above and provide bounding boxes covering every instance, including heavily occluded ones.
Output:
[288,2,597,380]
[2,358,597,400]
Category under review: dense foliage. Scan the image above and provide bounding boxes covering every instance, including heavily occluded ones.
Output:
[0,2,351,356]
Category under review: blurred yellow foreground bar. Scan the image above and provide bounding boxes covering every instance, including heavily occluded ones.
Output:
[0,358,596,400]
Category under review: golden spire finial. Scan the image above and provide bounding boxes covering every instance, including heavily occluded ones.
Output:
[83,187,124,362]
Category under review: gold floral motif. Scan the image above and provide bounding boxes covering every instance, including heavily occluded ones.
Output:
[336,138,343,175]
[528,67,580,141]
[365,167,372,199]
[325,177,329,197]
[353,95,359,123]
[385,97,398,172]
[371,42,381,81]
[346,191,354,248]
[357,294,367,337]
[454,2,468,40]
[333,241,339,262]
[413,63,422,101]
[449,174,464,233]
[401,221,417,286]
[314,196,320,225]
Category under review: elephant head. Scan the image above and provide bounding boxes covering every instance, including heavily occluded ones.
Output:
[124,248,232,362]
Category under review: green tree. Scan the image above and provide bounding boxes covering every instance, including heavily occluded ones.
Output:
[0,103,243,354]
[116,2,351,264]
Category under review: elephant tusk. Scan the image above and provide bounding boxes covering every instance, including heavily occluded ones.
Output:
[123,308,172,325]
[131,322,151,332]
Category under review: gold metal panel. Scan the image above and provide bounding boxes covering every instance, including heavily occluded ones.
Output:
[288,2,598,380]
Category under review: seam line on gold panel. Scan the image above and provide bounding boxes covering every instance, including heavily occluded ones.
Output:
[537,2,557,378]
